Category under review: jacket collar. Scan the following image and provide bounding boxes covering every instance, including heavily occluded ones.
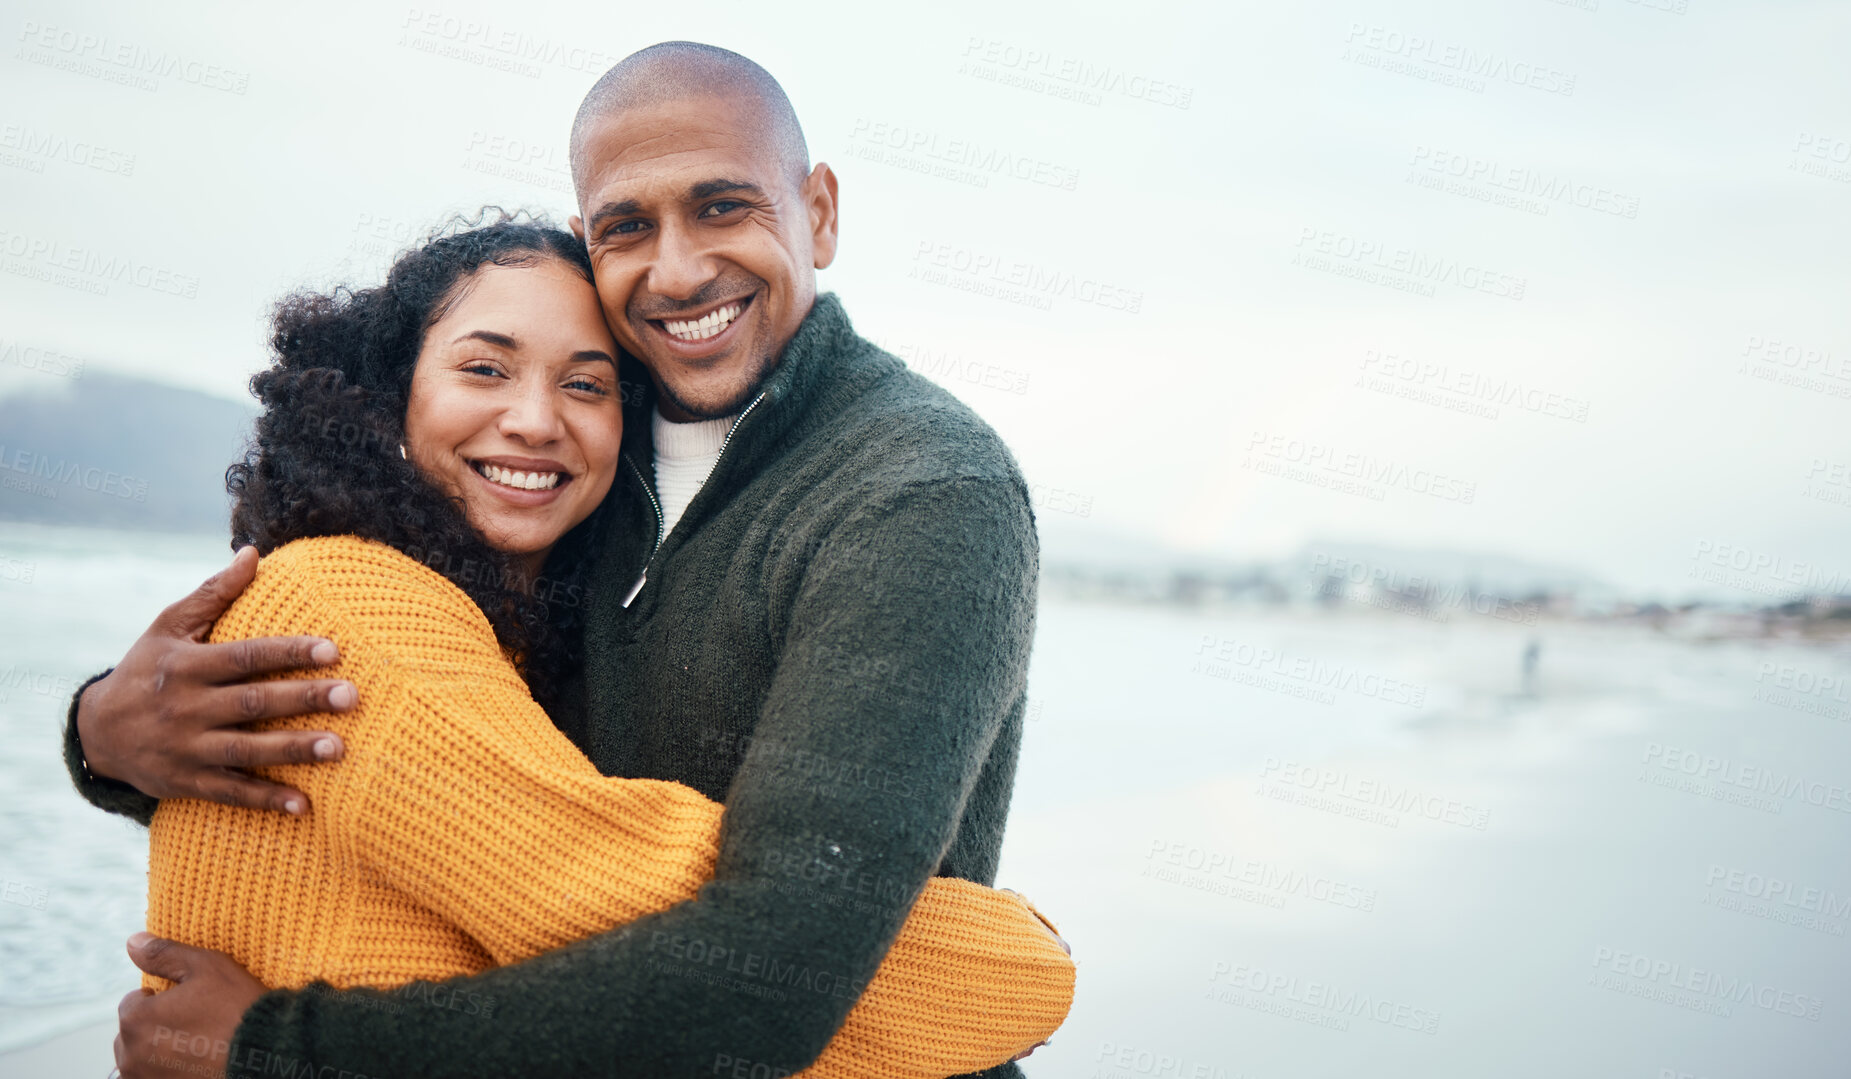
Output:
[613,292,891,550]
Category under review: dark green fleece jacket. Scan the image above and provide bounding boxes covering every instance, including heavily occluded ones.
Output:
[62,293,1042,1078]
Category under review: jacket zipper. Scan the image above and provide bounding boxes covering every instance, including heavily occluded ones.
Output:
[619,390,768,608]
[619,452,665,608]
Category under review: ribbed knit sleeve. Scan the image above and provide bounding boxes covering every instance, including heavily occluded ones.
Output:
[212,536,1071,1079]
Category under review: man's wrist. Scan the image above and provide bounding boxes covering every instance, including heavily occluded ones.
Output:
[70,669,116,782]
[63,667,160,824]
[227,987,297,1079]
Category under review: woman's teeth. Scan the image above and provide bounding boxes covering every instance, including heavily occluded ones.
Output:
[475,463,562,490]
[663,301,743,342]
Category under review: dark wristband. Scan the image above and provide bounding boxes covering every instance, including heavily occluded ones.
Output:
[62,666,160,826]
[64,667,116,782]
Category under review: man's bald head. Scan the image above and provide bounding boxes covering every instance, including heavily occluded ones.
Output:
[568,41,810,195]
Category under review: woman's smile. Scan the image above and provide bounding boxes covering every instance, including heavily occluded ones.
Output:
[469,455,573,499]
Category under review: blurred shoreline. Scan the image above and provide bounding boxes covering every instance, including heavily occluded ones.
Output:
[1040,543,1851,647]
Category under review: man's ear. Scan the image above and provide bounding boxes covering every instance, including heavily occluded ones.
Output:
[569,214,586,244]
[803,163,839,270]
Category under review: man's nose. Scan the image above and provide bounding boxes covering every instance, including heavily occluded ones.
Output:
[646,219,719,301]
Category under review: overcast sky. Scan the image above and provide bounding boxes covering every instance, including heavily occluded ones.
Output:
[1,0,1846,599]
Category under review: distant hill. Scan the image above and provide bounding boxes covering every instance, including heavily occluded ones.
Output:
[0,372,255,534]
[0,372,1615,604]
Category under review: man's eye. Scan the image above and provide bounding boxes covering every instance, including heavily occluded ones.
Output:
[609,220,644,236]
[700,200,744,217]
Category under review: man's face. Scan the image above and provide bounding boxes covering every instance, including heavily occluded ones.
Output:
[571,94,838,421]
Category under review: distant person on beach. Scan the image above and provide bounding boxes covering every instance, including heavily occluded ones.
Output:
[62,43,1062,1079]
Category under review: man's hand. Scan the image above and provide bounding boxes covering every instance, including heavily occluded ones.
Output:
[115,933,265,1079]
[76,545,356,815]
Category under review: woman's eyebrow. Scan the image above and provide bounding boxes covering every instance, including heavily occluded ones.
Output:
[570,349,617,365]
[452,329,519,349]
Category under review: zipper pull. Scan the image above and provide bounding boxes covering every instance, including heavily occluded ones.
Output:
[620,571,647,608]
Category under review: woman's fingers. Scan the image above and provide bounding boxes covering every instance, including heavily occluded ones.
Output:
[1009,1037,1051,1062]
[1001,888,1071,954]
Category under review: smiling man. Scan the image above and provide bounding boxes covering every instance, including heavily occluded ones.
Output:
[69,41,1055,1079]
[568,45,823,427]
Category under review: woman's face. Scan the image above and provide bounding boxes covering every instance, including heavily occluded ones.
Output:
[403,258,622,568]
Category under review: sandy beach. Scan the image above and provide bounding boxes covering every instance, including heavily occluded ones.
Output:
[5,524,1848,1075]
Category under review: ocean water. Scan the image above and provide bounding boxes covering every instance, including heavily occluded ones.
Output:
[0,523,231,1052]
[3,522,1850,1075]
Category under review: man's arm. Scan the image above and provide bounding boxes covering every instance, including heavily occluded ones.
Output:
[226,476,1039,1077]
[64,546,358,823]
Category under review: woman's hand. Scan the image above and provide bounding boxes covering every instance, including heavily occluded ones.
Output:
[114,933,265,1079]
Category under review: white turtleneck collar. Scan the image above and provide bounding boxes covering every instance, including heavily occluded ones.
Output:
[650,406,737,537]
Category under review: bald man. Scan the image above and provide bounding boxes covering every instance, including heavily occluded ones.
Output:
[70,41,1051,1079]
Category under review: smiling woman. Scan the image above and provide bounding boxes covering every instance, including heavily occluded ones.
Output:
[224,211,610,710]
[401,256,621,579]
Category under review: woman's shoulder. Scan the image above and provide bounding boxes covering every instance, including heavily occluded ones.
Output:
[259,535,450,585]
[259,536,473,605]
[216,536,498,658]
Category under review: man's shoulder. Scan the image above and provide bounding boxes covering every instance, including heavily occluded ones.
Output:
[757,361,1039,584]
[807,339,1027,492]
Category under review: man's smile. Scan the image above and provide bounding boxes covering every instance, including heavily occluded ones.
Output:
[640,292,756,359]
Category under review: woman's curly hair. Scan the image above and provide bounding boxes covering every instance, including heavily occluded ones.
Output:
[226,208,609,711]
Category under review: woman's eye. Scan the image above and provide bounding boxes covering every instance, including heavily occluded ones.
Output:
[565,378,606,394]
[464,362,504,378]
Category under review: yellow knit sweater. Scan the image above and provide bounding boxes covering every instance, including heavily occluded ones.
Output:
[143,536,1074,1077]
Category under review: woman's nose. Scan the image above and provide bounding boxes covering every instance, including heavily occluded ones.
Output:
[498,382,566,444]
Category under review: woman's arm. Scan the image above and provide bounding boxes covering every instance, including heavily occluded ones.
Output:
[239,537,1072,1077]
[340,677,1070,1078]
